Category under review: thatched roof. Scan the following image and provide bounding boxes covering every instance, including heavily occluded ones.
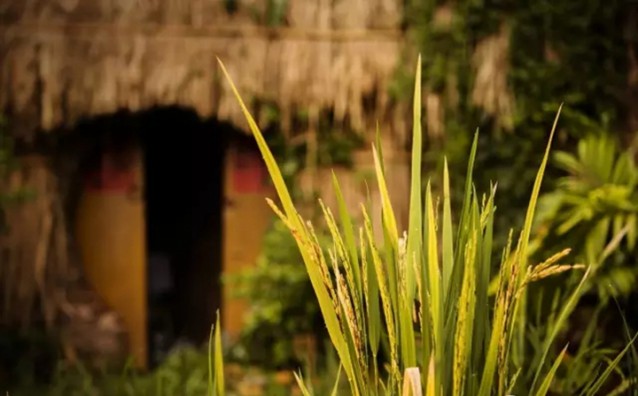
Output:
[0,0,406,147]
[471,24,514,132]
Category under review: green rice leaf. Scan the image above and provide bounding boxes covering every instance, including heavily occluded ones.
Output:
[531,266,591,392]
[209,312,223,396]
[208,319,214,396]
[407,54,423,301]
[372,146,399,247]
[361,220,381,357]
[333,173,362,296]
[330,365,343,396]
[218,58,358,395]
[294,372,314,396]
[424,181,442,388]
[515,106,563,364]
[456,131,479,254]
[583,332,638,396]
[442,158,454,299]
[425,354,437,396]
[364,207,399,380]
[534,345,568,396]
[453,230,477,396]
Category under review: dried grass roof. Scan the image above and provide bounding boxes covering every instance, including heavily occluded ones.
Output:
[0,0,407,147]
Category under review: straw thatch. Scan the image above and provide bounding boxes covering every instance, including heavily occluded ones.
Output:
[0,156,69,329]
[1,0,406,148]
[471,24,515,132]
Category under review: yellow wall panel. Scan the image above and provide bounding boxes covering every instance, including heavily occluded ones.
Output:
[75,153,147,368]
[222,145,273,339]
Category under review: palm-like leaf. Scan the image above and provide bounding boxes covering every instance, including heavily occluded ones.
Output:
[535,134,638,300]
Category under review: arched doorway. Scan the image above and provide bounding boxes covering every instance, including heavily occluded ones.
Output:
[61,106,270,368]
[140,107,230,366]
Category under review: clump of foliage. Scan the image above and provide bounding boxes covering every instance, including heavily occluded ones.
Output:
[0,327,59,388]
[9,316,225,396]
[402,0,635,252]
[534,134,638,301]
[33,347,211,396]
[220,57,637,395]
[226,218,326,368]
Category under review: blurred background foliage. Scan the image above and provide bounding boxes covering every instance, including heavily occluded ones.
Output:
[533,134,638,302]
[10,345,336,396]
[402,0,635,249]
[224,218,327,369]
[397,0,638,329]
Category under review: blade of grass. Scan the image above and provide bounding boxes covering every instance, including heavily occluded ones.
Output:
[420,191,433,385]
[211,312,224,396]
[534,344,568,396]
[515,105,563,364]
[399,293,418,369]
[455,131,479,258]
[395,55,424,371]
[373,138,406,377]
[442,158,454,298]
[294,372,314,396]
[333,173,361,296]
[530,266,591,392]
[407,54,423,301]
[360,219,381,359]
[583,332,638,396]
[453,230,477,396]
[372,146,399,247]
[218,59,358,395]
[425,354,437,396]
[611,296,638,379]
[472,185,496,378]
[364,207,399,380]
[330,365,343,396]
[424,181,443,390]
[478,251,517,396]
[208,320,214,396]
[450,132,479,311]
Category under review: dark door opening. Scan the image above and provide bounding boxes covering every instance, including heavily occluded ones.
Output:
[139,107,235,366]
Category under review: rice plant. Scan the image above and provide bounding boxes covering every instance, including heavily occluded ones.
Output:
[218,57,634,395]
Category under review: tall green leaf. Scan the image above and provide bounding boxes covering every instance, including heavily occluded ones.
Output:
[407,54,424,300]
[218,59,359,395]
[515,105,563,364]
[442,158,454,299]
[534,345,568,396]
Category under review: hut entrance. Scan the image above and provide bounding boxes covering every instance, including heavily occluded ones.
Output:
[141,108,229,366]
[68,107,249,368]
